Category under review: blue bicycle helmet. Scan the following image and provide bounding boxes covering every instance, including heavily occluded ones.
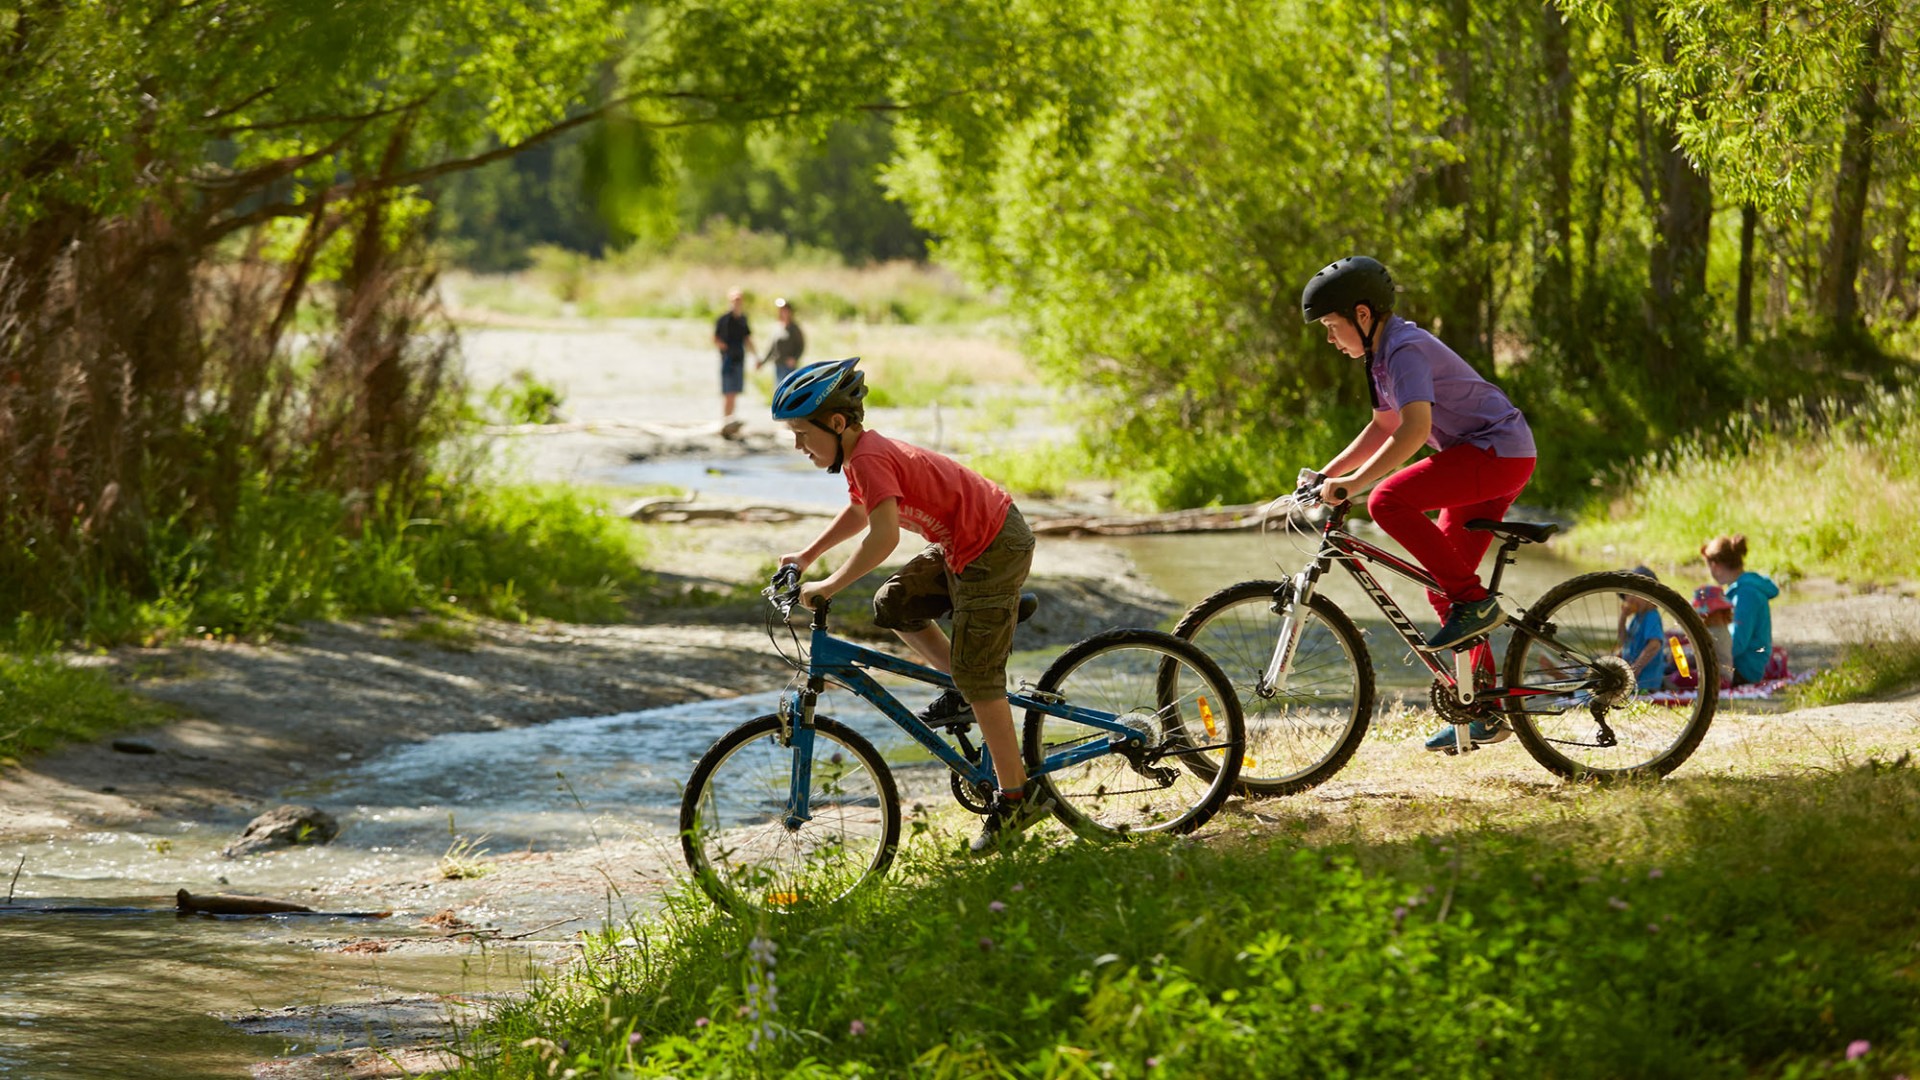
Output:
[771,357,867,422]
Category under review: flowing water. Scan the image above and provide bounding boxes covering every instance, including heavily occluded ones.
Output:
[0,494,1603,1077]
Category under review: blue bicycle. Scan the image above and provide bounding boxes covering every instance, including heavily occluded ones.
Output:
[680,567,1246,914]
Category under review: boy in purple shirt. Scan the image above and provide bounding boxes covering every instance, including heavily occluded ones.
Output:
[1298,257,1538,751]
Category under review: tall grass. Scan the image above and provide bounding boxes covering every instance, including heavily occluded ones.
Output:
[442,758,1920,1078]
[0,644,170,764]
[67,478,655,645]
[1567,384,1920,583]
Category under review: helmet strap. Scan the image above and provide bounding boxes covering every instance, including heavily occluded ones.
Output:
[1354,307,1383,409]
[811,415,850,474]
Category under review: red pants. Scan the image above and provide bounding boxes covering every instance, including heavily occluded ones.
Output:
[1367,444,1536,620]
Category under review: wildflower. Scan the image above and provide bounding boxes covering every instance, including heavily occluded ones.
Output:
[1310,1004,1324,1014]
[1647,923,1660,934]
[1847,1040,1871,1061]
[978,936,995,952]
[628,1032,644,1048]
[1391,906,1408,924]
[989,900,1007,913]
[1011,882,1026,892]
[849,1019,868,1037]
[1648,868,1664,879]
[1607,896,1630,911]
[695,1017,709,1029]
[1146,1058,1160,1068]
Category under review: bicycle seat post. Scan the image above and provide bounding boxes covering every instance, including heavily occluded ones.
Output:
[1485,538,1523,596]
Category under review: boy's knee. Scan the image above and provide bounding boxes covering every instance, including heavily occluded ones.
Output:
[872,578,938,632]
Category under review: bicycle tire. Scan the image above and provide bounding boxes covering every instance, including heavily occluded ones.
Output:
[1170,581,1375,796]
[1022,629,1245,838]
[680,713,901,915]
[1503,572,1720,780]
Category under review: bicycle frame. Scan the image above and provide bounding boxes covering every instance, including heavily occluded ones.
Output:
[1264,502,1583,711]
[774,598,1158,828]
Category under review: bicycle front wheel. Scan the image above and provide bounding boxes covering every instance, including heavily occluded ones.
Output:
[680,713,901,915]
[1170,581,1374,796]
[1503,572,1720,779]
[1024,629,1245,838]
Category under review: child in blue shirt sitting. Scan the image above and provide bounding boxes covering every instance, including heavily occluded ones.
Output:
[1618,565,1669,692]
[1703,534,1779,685]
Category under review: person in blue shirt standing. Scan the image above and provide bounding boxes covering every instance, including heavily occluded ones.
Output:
[1703,534,1779,685]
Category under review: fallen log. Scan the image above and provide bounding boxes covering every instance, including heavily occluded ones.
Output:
[1027,502,1269,537]
[622,497,833,524]
[176,889,391,918]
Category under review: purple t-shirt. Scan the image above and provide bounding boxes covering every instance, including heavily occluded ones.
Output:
[1370,316,1535,458]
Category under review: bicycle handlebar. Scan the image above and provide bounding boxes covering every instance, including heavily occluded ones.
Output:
[766,564,805,617]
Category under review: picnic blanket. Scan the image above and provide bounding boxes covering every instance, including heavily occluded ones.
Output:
[1645,669,1815,706]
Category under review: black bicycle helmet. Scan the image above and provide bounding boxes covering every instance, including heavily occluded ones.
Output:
[1300,256,1396,324]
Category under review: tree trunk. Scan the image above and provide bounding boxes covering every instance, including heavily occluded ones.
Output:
[1646,32,1712,369]
[1736,203,1758,347]
[1432,0,1488,366]
[1533,1,1576,351]
[1820,18,1885,335]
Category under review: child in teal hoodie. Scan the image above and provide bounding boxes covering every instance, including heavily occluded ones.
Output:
[1703,534,1779,685]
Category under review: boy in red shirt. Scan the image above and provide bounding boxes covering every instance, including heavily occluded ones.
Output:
[772,358,1048,853]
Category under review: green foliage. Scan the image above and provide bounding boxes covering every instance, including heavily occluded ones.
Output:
[486,369,568,425]
[1567,383,1920,584]
[0,639,169,764]
[1790,622,1920,707]
[33,478,650,646]
[442,761,1920,1077]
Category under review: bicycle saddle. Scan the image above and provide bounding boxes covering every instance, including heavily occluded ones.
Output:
[1465,519,1561,545]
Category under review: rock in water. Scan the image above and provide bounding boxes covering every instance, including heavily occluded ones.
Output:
[224,805,340,858]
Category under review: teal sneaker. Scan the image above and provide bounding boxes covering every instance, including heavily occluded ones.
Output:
[1424,719,1512,752]
[1427,596,1506,651]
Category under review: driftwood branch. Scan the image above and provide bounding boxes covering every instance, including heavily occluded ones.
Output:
[1026,502,1269,537]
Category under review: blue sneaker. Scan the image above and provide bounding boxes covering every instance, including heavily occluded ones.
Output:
[1424,719,1512,752]
[1427,596,1506,651]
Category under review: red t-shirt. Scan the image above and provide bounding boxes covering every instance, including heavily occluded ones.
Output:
[843,431,1012,573]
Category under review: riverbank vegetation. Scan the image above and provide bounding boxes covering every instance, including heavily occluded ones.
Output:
[1566,384,1920,585]
[446,756,1920,1078]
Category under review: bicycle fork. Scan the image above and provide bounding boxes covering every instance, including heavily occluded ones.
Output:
[778,683,821,829]
[1258,572,1314,695]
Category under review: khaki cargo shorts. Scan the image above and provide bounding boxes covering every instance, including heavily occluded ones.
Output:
[871,506,1035,702]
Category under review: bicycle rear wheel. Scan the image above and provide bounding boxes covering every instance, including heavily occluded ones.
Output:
[1023,629,1245,838]
[680,713,900,915]
[1503,572,1719,779]
[1170,581,1374,795]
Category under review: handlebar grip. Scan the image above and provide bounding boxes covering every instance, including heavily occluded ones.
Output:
[1331,487,1348,503]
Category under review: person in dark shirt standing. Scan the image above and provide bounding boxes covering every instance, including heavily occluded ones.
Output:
[757,297,806,387]
[712,288,756,420]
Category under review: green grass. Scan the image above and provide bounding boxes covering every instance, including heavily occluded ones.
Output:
[443,759,1920,1078]
[1791,617,1920,707]
[61,478,655,645]
[1567,385,1920,584]
[0,650,170,765]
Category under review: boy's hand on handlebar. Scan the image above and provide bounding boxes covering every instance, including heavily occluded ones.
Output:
[798,581,830,610]
[1318,477,1353,505]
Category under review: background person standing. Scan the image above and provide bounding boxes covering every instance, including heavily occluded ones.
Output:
[757,297,806,387]
[712,287,755,420]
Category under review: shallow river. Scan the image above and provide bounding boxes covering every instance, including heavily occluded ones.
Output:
[0,456,1603,1078]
